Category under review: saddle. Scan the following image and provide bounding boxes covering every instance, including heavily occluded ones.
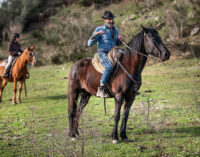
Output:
[92,46,124,73]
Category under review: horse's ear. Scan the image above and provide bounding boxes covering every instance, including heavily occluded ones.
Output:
[149,24,153,28]
[30,46,35,50]
[141,25,148,34]
[28,46,31,51]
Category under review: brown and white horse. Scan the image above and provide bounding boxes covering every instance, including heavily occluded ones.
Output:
[0,46,36,104]
[68,26,170,143]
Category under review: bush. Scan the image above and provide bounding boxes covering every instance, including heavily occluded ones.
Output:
[32,27,44,40]
[79,0,93,6]
[41,7,97,63]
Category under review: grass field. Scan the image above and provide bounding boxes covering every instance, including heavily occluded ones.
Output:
[0,58,199,157]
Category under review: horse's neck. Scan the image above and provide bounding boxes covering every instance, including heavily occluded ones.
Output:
[14,53,27,71]
[136,53,147,73]
[121,51,147,78]
[123,31,147,74]
[122,39,147,76]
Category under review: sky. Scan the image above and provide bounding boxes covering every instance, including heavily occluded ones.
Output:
[0,0,4,7]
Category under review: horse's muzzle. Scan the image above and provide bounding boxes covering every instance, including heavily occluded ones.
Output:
[161,49,170,61]
[32,60,36,66]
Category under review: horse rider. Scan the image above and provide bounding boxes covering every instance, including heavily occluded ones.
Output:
[3,33,25,78]
[87,11,123,98]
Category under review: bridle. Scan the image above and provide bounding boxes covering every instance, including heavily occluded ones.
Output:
[120,33,163,62]
[120,40,149,58]
[144,32,163,60]
[116,34,164,85]
[26,50,36,65]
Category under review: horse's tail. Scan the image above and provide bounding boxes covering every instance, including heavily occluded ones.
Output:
[67,60,92,138]
[68,64,81,138]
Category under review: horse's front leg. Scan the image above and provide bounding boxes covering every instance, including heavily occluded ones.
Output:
[120,95,135,141]
[17,80,24,104]
[111,93,123,144]
[13,79,17,105]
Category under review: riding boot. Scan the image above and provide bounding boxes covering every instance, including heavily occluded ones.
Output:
[3,56,13,78]
[3,66,10,78]
[3,72,9,78]
[96,85,110,98]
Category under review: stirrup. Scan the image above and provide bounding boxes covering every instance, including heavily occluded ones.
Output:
[26,73,30,79]
[3,73,8,78]
[96,86,110,98]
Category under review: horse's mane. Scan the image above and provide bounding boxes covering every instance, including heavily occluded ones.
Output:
[124,31,144,58]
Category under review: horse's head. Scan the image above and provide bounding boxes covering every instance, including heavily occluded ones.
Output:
[25,46,36,66]
[142,25,170,61]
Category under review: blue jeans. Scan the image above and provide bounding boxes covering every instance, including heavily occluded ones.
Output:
[98,51,113,85]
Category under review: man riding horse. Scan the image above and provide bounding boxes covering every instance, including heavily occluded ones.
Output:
[88,11,123,98]
[3,33,29,79]
[68,19,170,142]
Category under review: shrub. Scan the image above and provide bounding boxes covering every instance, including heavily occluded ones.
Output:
[32,27,44,40]
[41,7,97,63]
[45,32,60,45]
[79,0,93,6]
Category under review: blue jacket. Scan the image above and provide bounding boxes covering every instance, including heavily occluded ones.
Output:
[87,24,119,52]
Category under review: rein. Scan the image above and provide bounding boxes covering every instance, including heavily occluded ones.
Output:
[120,40,149,58]
[120,40,162,62]
[116,39,163,84]
[113,40,145,84]
[116,60,138,84]
[17,51,36,66]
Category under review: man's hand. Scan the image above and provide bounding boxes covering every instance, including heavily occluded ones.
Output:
[96,30,105,36]
[91,30,105,40]
[118,35,124,41]
[18,52,22,55]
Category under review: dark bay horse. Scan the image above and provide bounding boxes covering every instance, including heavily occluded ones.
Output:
[68,26,170,144]
[0,46,36,104]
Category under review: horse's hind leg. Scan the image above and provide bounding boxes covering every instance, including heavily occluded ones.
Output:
[74,90,91,136]
[77,90,91,113]
[0,79,7,103]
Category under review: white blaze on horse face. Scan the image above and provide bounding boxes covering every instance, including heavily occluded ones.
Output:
[31,51,36,65]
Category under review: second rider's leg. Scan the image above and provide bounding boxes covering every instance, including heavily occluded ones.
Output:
[3,56,13,78]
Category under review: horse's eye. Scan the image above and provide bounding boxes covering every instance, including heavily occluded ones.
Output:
[148,33,152,37]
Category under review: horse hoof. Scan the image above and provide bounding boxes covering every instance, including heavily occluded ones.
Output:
[71,137,77,141]
[13,103,16,105]
[112,140,119,144]
[17,102,21,104]
[122,138,132,143]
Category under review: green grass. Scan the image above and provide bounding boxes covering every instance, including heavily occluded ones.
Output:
[0,59,200,157]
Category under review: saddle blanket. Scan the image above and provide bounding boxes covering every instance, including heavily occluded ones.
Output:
[0,60,7,67]
[92,46,124,73]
